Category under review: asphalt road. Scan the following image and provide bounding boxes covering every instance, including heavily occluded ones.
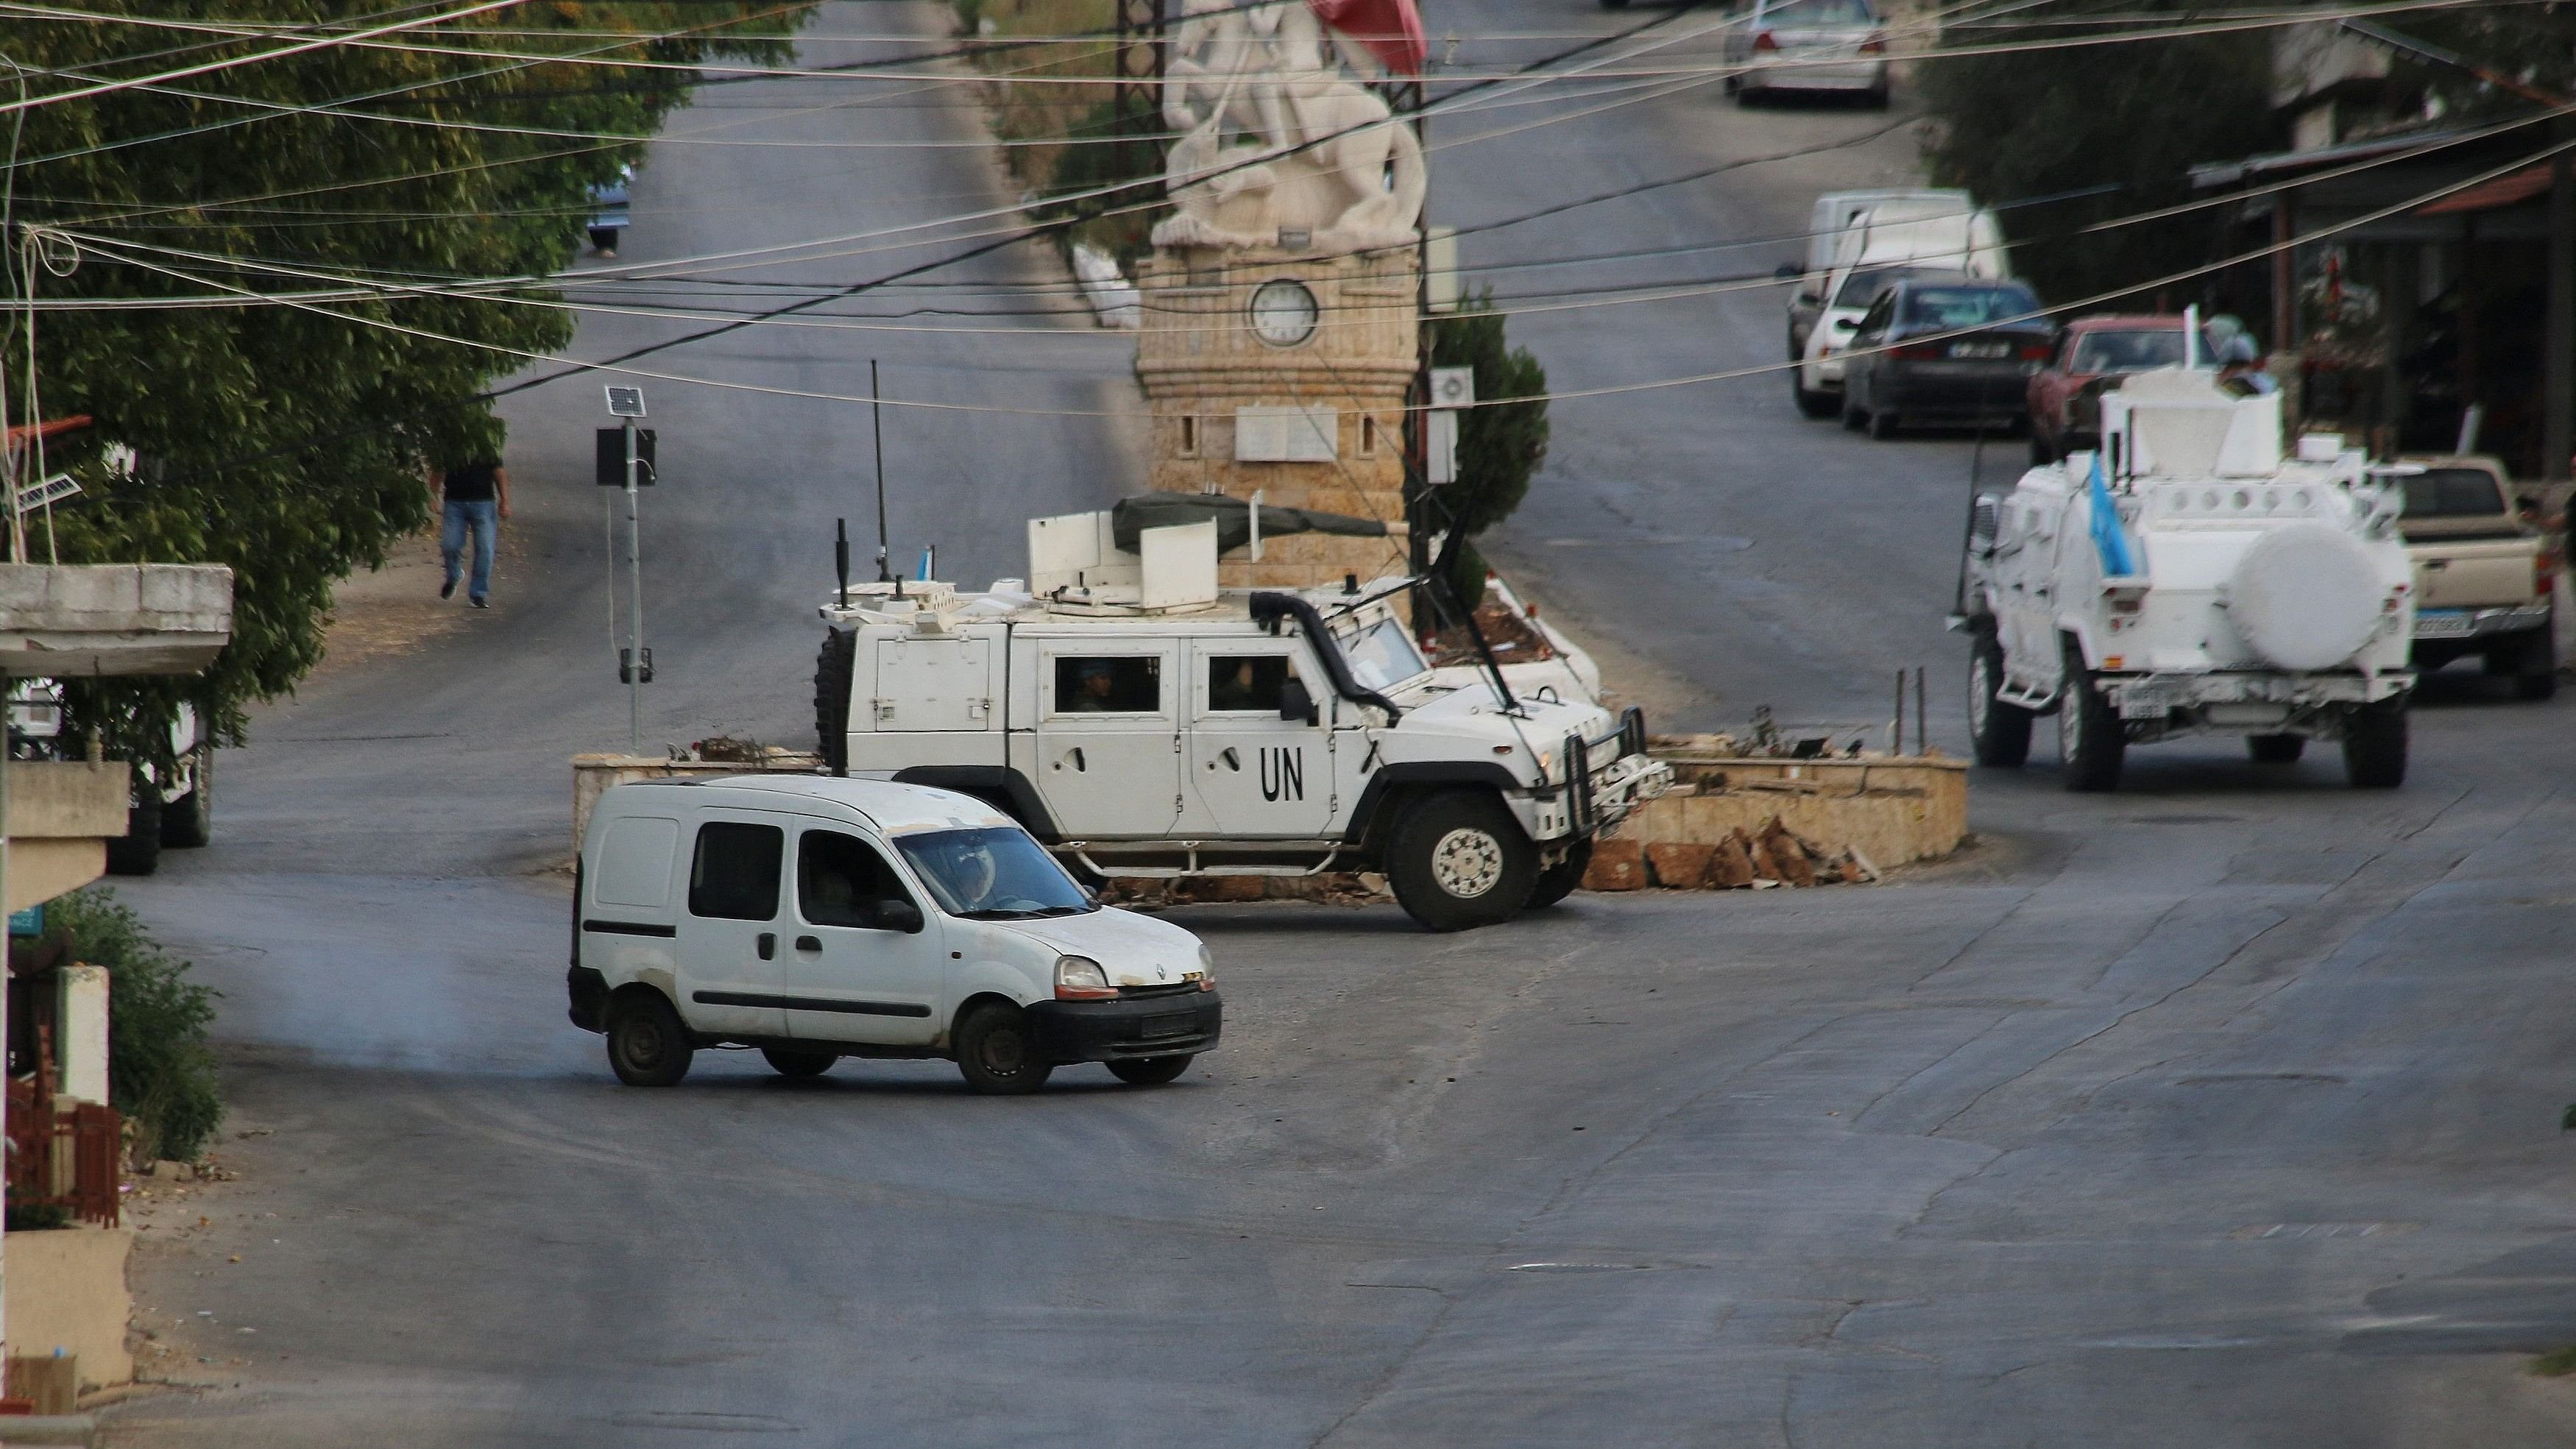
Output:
[93,4,2576,1445]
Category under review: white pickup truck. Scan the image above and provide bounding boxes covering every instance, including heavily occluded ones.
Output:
[2396,454,2558,700]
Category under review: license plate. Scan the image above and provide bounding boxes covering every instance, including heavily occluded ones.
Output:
[1950,341,2009,359]
[1141,1013,1197,1039]
[2413,610,2474,638]
[2117,683,2180,718]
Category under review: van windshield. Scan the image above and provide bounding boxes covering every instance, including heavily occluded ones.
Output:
[893,826,1094,919]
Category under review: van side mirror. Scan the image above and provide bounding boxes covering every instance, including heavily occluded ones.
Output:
[1797,290,1820,306]
[873,898,924,934]
[1774,263,1800,280]
[1278,676,1320,725]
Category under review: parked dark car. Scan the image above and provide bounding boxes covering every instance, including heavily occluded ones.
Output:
[2025,314,2221,464]
[1839,277,2052,439]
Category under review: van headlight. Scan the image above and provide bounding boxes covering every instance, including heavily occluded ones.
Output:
[1053,955,1117,1001]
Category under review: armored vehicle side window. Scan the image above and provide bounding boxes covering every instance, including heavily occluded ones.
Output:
[1054,656,1161,714]
[688,821,782,921]
[1206,655,1293,713]
[797,830,916,930]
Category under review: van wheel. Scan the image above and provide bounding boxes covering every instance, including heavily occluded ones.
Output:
[1387,790,1538,932]
[606,992,693,1087]
[1968,631,2031,768]
[105,790,162,876]
[2056,640,2124,792]
[955,1002,1053,1095]
[2343,700,2407,788]
[761,1046,837,1079]
[813,628,855,776]
[1527,839,1593,910]
[1108,1055,1192,1085]
[161,743,213,849]
[2247,734,2304,764]
[1794,368,1838,419]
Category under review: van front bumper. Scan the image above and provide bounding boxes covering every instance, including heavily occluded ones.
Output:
[1026,991,1222,1063]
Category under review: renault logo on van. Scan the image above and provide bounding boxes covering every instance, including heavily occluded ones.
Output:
[1259,746,1305,802]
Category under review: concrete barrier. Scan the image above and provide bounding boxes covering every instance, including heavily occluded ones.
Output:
[4,1225,132,1391]
[1586,748,1968,890]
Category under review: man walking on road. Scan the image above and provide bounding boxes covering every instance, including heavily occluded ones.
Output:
[434,453,511,608]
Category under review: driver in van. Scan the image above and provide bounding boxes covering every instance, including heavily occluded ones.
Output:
[936,835,1001,913]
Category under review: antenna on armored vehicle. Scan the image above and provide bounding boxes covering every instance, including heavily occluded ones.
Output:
[871,358,901,599]
[835,518,850,609]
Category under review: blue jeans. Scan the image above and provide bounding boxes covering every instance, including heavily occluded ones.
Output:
[442,498,498,600]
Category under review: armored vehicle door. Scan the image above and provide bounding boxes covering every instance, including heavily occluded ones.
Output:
[871,634,993,731]
[1027,640,1183,838]
[1181,640,1334,837]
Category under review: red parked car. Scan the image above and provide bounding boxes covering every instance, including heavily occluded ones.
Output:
[2025,315,2222,464]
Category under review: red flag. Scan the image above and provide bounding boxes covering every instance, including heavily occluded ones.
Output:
[1306,0,1426,77]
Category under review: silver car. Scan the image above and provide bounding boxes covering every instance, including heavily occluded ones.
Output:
[1722,0,1889,108]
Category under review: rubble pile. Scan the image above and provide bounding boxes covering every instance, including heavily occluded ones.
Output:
[1584,814,1880,892]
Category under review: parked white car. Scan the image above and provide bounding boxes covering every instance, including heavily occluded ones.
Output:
[1785,188,1970,361]
[569,776,1221,1094]
[1721,0,1889,107]
[1794,199,2013,416]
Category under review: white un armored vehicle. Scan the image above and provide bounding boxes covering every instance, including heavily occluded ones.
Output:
[1956,369,2415,791]
[812,501,1668,931]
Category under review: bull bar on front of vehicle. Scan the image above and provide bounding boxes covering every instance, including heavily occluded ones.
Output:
[1563,706,1668,836]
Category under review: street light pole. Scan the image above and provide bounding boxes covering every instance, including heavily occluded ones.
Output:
[624,416,645,754]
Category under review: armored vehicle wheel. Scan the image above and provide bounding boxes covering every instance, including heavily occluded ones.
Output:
[1794,369,1839,419]
[2246,734,2304,764]
[606,991,693,1088]
[2056,641,2124,792]
[1108,1055,1192,1085]
[761,1046,837,1079]
[813,628,855,776]
[105,790,162,877]
[1967,633,2031,768]
[2342,701,2407,789]
[1527,840,1593,910]
[160,741,213,849]
[1387,790,1538,932]
[955,1002,1053,1094]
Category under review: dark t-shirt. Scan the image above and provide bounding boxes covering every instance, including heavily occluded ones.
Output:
[442,462,500,503]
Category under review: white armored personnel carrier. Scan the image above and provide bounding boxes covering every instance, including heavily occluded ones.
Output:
[812,501,1669,931]
[1956,369,2416,790]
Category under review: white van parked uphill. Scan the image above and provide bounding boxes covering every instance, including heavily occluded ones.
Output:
[567,776,1220,1094]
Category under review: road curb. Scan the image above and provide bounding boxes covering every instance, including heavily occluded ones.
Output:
[0,1413,97,1447]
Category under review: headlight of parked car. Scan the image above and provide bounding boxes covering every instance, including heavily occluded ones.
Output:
[1053,955,1117,1001]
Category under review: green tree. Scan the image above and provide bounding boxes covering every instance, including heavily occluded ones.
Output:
[1428,294,1549,606]
[4,2,807,767]
[1919,7,2278,310]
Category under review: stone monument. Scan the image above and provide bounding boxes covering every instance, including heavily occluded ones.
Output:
[1134,0,1426,589]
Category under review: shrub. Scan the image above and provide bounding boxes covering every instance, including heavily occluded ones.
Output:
[1429,294,1551,606]
[49,888,224,1164]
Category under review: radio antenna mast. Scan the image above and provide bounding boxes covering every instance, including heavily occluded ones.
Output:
[871,358,900,598]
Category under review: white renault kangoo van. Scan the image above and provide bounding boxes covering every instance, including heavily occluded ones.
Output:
[569,776,1221,1094]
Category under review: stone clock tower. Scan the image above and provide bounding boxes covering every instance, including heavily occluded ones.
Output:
[1134,0,1429,590]
[1134,244,1420,589]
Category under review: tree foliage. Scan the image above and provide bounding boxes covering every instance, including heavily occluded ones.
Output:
[1919,7,2278,311]
[48,886,223,1162]
[1428,294,1548,605]
[4,2,807,765]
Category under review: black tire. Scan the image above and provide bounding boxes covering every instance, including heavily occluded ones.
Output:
[1967,631,2031,768]
[1386,790,1538,932]
[2495,634,2558,700]
[160,743,213,849]
[814,629,855,776]
[606,991,693,1087]
[761,1046,837,1079]
[2029,433,2055,467]
[1861,82,1890,110]
[2343,700,2407,789]
[1526,839,1593,910]
[955,1002,1053,1095]
[105,790,162,876]
[1794,367,1838,419]
[2247,734,2305,764]
[2055,640,2125,792]
[1868,403,1901,441]
[1107,1055,1192,1086]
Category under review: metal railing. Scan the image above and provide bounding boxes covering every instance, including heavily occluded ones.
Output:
[7,1060,121,1228]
